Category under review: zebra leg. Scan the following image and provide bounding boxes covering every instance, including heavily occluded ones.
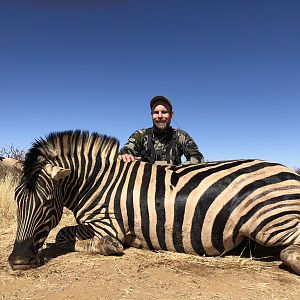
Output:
[280,244,300,275]
[55,225,123,255]
[74,236,124,255]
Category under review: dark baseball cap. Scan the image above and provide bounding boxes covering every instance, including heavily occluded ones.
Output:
[150,96,173,110]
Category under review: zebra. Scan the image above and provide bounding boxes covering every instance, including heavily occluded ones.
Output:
[8,130,300,275]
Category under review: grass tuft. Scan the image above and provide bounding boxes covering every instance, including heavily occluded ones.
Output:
[0,173,18,228]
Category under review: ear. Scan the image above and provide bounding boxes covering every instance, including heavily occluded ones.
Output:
[0,157,24,173]
[45,164,71,181]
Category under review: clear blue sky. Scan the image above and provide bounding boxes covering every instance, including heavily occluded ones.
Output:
[0,1,299,168]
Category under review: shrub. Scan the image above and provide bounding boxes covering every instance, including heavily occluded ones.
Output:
[0,144,26,161]
[0,173,18,227]
[0,145,25,181]
[0,145,25,226]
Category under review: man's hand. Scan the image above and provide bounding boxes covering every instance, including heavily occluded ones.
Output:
[118,154,141,163]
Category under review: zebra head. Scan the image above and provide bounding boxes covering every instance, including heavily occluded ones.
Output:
[9,156,70,270]
[8,130,119,270]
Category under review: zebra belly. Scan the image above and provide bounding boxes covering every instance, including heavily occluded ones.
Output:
[126,218,241,256]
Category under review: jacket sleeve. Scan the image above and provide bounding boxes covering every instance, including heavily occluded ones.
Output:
[118,130,144,156]
[179,130,204,164]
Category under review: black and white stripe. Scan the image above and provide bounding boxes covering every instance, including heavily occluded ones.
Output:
[9,130,300,273]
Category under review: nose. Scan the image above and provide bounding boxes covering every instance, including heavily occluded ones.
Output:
[8,239,42,270]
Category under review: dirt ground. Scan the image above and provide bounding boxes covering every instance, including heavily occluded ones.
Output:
[1,214,300,300]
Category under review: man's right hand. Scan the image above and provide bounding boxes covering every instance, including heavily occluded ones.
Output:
[118,154,141,163]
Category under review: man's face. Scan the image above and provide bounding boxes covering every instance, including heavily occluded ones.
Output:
[151,100,173,132]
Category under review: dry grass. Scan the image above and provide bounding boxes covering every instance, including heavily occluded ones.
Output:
[0,173,18,228]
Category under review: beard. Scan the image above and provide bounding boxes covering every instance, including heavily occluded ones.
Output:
[153,120,171,132]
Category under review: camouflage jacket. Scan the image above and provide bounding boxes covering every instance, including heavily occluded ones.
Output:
[119,127,204,166]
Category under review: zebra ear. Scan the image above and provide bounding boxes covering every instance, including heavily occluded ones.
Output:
[45,164,71,181]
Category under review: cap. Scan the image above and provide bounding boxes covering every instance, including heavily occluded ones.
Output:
[150,96,173,111]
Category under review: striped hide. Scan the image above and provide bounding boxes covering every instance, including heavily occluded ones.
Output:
[8,130,300,275]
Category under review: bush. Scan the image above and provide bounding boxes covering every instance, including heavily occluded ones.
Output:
[295,168,300,176]
[0,145,25,181]
[0,146,25,226]
[0,144,26,161]
[0,173,18,226]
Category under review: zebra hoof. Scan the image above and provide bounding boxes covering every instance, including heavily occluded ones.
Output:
[98,236,124,255]
[280,245,300,275]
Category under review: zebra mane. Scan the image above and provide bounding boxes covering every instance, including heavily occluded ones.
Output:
[23,130,120,186]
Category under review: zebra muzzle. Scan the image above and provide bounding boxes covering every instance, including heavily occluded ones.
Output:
[8,239,43,270]
[8,254,42,270]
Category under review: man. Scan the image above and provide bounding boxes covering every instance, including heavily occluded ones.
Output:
[118,96,204,165]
